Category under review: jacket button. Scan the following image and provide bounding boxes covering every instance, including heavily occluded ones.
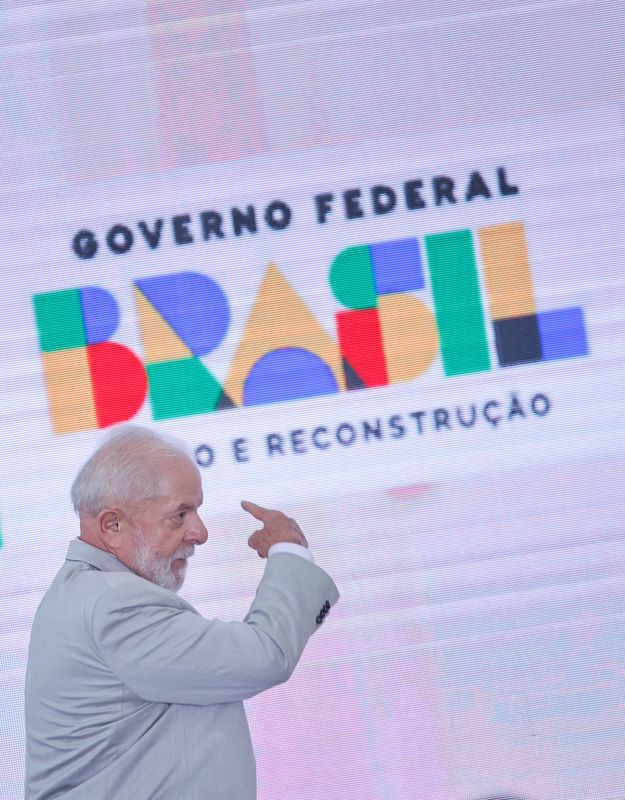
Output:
[324,601,330,611]
[316,614,323,624]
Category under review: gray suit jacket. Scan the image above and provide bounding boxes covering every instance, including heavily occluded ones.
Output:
[24,539,339,800]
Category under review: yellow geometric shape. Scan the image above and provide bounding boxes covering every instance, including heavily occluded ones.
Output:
[134,287,191,363]
[479,222,537,320]
[224,263,345,406]
[42,348,97,434]
[378,294,439,384]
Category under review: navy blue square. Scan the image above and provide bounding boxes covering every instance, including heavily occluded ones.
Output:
[494,315,543,367]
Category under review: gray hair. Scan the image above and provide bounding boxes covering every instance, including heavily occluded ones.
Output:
[70,425,192,516]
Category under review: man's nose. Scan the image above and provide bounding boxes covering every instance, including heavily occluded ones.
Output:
[189,515,208,545]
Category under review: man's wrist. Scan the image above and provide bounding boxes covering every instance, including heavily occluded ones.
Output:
[267,542,314,563]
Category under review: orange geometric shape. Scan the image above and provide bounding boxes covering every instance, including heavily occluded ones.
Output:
[479,222,537,321]
[224,263,345,406]
[378,294,439,383]
[134,287,192,363]
[41,348,97,434]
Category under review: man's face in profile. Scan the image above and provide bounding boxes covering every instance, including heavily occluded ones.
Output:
[123,456,207,592]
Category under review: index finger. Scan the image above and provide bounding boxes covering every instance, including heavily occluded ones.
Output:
[241,500,270,522]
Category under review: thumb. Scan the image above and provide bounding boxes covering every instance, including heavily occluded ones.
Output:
[247,530,267,548]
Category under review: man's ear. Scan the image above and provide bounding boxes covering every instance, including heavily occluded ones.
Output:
[98,508,124,549]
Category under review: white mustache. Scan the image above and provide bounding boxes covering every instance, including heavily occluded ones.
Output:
[171,546,195,562]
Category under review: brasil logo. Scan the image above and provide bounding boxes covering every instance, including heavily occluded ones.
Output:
[33,221,588,435]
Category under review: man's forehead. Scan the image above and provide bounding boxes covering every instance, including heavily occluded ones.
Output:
[138,485,203,516]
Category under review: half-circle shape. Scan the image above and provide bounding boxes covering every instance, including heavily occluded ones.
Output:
[243,347,338,406]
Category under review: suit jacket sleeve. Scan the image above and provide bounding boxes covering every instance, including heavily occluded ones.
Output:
[91,552,339,706]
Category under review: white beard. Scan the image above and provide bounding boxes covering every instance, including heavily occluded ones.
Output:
[131,531,194,593]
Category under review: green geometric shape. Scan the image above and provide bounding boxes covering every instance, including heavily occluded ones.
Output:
[146,357,223,420]
[32,289,86,352]
[425,229,491,376]
[329,245,377,309]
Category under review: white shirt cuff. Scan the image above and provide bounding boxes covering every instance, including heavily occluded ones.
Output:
[268,542,315,563]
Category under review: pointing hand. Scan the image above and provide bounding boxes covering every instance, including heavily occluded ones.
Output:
[241,501,309,559]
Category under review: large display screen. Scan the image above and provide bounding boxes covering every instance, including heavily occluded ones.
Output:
[2,2,625,798]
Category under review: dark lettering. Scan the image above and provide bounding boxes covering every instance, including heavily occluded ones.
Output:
[344,189,365,220]
[409,411,426,434]
[508,392,526,420]
[388,414,406,439]
[315,193,334,224]
[371,185,397,215]
[266,433,285,456]
[404,179,426,210]
[232,437,249,463]
[138,219,163,249]
[433,176,456,206]
[106,224,134,254]
[72,229,98,259]
[465,171,492,201]
[290,429,307,454]
[434,408,451,431]
[531,393,551,417]
[456,405,477,428]
[312,426,331,450]
[200,211,225,240]
[172,214,193,245]
[232,205,258,237]
[195,444,215,468]
[497,166,519,196]
[483,400,502,428]
[265,200,292,231]
[362,418,383,442]
[336,423,356,446]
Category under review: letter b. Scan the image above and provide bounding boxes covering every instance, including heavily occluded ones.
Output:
[33,287,147,434]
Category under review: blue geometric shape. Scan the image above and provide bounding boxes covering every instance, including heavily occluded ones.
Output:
[243,348,338,406]
[135,272,230,356]
[537,307,589,361]
[79,287,120,344]
[371,238,424,295]
[493,314,543,367]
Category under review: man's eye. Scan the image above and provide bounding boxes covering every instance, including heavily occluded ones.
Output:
[177,511,187,520]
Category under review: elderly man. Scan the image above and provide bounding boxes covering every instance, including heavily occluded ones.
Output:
[24,426,339,800]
